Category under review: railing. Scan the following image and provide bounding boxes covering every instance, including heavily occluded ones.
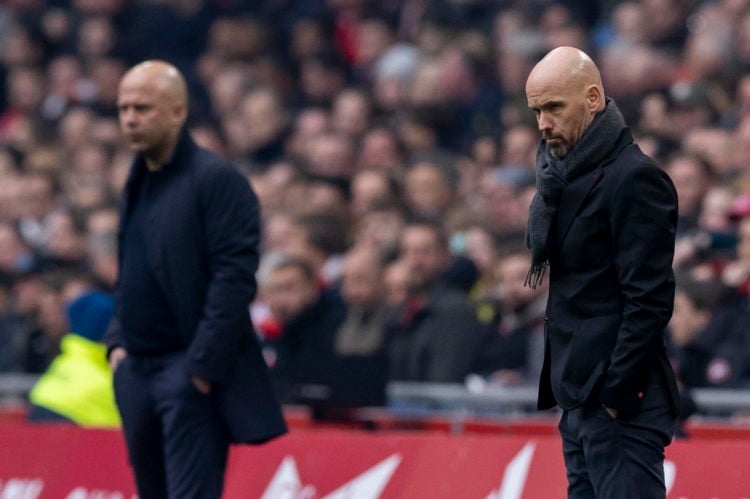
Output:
[388,382,750,418]
[2,374,750,417]
[0,374,36,404]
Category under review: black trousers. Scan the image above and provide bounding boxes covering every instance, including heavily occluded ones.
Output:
[559,380,677,499]
[113,352,229,499]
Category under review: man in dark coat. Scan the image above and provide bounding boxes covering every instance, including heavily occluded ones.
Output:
[525,47,679,498]
[387,219,482,382]
[105,61,286,499]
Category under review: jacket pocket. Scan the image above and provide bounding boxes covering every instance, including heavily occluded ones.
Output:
[562,314,621,395]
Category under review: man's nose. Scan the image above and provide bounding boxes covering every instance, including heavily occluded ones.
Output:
[537,113,552,132]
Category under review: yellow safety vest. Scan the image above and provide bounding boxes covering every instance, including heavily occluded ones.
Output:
[29,334,121,428]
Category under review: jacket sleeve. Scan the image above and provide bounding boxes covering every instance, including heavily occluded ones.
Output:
[102,312,124,359]
[103,269,125,358]
[598,164,677,415]
[187,164,262,383]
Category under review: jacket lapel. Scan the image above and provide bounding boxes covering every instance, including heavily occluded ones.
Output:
[554,169,603,246]
[553,127,635,248]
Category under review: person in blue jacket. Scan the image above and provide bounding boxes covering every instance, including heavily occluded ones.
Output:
[105,60,286,499]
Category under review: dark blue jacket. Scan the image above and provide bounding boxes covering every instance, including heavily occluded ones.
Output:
[105,132,286,444]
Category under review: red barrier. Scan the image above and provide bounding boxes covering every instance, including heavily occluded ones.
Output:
[0,424,749,498]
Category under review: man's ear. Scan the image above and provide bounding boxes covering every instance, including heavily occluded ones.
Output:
[586,85,603,111]
[173,102,188,127]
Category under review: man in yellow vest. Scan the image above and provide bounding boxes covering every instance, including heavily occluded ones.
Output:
[28,291,120,427]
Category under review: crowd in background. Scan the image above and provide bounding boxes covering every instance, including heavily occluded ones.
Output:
[1,0,750,412]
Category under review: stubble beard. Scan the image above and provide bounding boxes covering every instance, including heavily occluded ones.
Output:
[548,141,570,159]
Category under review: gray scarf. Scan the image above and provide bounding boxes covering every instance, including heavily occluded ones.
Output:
[525,98,627,288]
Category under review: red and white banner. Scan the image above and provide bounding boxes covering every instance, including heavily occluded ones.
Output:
[0,424,748,498]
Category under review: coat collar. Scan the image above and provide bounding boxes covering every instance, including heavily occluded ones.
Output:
[553,127,634,247]
[120,130,196,215]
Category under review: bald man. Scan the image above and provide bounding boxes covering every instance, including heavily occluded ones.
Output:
[105,61,286,498]
[524,47,679,498]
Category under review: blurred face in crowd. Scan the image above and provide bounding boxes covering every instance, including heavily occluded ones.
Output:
[286,108,330,158]
[304,180,348,218]
[611,1,646,42]
[77,16,116,59]
[90,58,127,107]
[351,169,392,217]
[405,162,453,216]
[332,89,371,137]
[501,125,537,166]
[682,127,733,175]
[357,18,394,66]
[47,211,86,262]
[465,226,497,276]
[697,187,734,232]
[117,61,187,166]
[59,107,95,150]
[356,207,405,255]
[477,170,526,231]
[497,253,543,311]
[290,18,326,60]
[263,212,296,253]
[307,133,355,178]
[22,175,56,220]
[525,47,605,158]
[409,61,445,105]
[8,66,45,110]
[209,64,251,117]
[399,224,449,292]
[341,249,385,310]
[241,87,286,150]
[300,58,346,104]
[358,128,403,170]
[669,290,709,347]
[384,259,410,305]
[251,161,296,212]
[665,155,710,217]
[263,263,319,324]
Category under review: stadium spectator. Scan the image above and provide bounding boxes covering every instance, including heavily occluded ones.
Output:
[386,219,482,382]
[471,246,547,387]
[27,290,120,427]
[262,255,349,407]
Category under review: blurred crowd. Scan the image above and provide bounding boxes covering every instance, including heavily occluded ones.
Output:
[1,0,750,413]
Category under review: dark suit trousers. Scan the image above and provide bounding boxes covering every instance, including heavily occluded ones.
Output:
[559,378,677,499]
[114,352,229,499]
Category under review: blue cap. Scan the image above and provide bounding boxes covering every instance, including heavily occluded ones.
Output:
[66,291,114,342]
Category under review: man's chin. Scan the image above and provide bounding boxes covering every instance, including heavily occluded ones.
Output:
[549,145,569,159]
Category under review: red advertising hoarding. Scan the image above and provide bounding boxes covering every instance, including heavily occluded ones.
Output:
[0,424,748,498]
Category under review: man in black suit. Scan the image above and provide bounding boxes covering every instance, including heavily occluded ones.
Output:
[106,61,286,498]
[525,47,679,498]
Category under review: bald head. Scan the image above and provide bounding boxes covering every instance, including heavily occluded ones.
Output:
[121,60,188,108]
[525,47,606,157]
[527,47,603,99]
[118,61,189,169]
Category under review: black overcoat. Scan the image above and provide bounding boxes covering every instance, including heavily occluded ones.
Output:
[538,128,680,417]
[106,132,287,443]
